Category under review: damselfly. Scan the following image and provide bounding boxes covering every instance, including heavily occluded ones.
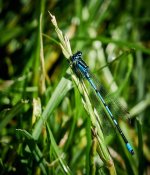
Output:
[69,51,134,155]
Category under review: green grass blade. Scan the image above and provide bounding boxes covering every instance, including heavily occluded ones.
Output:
[136,119,144,175]
[74,36,150,55]
[16,129,48,175]
[32,77,72,140]
[0,100,29,131]
[86,112,92,175]
[0,27,22,46]
[46,123,72,175]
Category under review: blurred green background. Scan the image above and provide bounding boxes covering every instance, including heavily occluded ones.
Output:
[0,0,150,174]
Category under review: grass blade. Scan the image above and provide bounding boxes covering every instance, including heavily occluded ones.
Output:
[32,77,72,140]
[16,129,48,175]
[46,123,72,175]
[0,100,29,131]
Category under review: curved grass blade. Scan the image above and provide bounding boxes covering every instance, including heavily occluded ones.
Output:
[0,100,29,132]
[32,77,72,140]
[96,49,135,73]
[16,129,48,175]
[46,123,72,175]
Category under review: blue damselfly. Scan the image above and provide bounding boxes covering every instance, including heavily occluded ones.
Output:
[69,51,134,155]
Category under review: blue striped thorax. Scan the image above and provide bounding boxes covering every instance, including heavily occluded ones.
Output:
[71,51,89,78]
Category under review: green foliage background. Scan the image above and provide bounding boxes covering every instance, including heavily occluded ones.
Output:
[0,0,150,174]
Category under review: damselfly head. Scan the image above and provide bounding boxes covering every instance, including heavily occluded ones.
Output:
[72,51,82,60]
[76,51,82,57]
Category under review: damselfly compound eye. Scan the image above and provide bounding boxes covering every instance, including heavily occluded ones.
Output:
[76,51,82,57]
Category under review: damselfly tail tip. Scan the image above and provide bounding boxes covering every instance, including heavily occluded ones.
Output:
[126,143,134,155]
[129,148,134,155]
[131,150,134,155]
